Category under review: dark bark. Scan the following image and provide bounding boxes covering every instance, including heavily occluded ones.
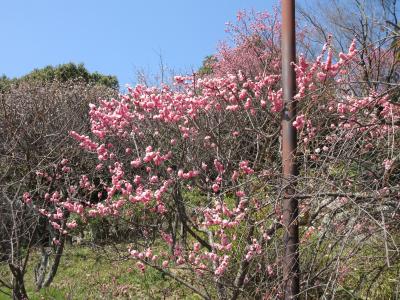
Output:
[34,232,65,290]
[9,264,28,300]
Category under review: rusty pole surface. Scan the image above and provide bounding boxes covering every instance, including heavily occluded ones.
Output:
[281,0,300,299]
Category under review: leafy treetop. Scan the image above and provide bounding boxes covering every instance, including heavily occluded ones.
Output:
[0,63,119,92]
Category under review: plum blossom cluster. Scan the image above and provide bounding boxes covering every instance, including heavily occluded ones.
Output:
[25,8,400,298]
[29,38,370,284]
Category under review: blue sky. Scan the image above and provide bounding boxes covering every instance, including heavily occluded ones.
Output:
[0,0,276,87]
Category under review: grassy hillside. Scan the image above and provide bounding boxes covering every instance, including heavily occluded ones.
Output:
[0,245,199,300]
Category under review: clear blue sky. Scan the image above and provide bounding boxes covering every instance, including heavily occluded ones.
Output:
[0,0,276,87]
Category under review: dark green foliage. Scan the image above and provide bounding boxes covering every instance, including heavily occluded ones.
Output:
[197,55,218,76]
[0,75,15,93]
[1,63,119,91]
[21,63,119,89]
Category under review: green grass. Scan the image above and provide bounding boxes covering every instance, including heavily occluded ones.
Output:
[0,245,199,300]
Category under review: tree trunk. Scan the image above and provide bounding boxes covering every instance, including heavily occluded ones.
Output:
[9,263,28,300]
[34,235,65,290]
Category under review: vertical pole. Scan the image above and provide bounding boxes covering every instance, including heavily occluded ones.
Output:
[281,0,300,299]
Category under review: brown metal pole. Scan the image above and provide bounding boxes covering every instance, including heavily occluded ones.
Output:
[281,0,300,299]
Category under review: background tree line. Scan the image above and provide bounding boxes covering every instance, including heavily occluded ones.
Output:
[1,0,400,299]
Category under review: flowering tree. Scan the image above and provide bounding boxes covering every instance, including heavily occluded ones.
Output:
[0,79,117,299]
[30,8,399,299]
